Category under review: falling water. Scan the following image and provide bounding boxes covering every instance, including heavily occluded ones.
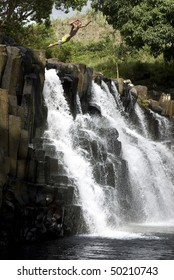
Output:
[150,109,172,140]
[134,104,149,138]
[43,69,174,237]
[93,81,174,225]
[43,69,121,236]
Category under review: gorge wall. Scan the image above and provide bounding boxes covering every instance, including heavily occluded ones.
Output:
[0,44,49,243]
[0,43,100,244]
[0,42,174,244]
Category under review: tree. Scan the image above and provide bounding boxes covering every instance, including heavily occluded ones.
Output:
[0,0,87,34]
[54,0,87,13]
[92,0,174,60]
[0,0,54,30]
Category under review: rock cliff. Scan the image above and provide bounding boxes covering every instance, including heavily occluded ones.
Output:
[0,44,95,244]
[0,45,49,243]
[0,42,173,244]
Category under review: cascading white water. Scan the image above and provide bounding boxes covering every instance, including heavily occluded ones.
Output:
[43,69,121,236]
[93,81,174,225]
[150,109,172,140]
[134,104,149,138]
[43,68,174,237]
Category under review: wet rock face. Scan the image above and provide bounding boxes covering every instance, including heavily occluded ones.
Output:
[0,45,49,243]
[0,48,131,244]
[46,60,93,117]
[0,48,94,243]
[0,45,7,82]
[135,85,174,118]
[1,178,77,242]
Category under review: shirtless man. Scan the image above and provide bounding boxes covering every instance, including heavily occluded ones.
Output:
[48,19,92,48]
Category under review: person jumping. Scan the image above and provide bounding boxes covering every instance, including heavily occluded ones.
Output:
[48,19,92,48]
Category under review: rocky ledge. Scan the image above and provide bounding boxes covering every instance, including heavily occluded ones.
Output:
[0,45,90,244]
[0,42,174,244]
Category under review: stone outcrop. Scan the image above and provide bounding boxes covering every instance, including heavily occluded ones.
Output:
[135,85,174,118]
[46,60,93,118]
[0,44,65,243]
[120,80,138,114]
[0,44,50,243]
[0,45,93,244]
[148,93,174,116]
[1,41,173,245]
[135,85,148,100]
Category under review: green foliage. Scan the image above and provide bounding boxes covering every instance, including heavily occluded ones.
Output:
[0,0,88,40]
[54,0,87,12]
[47,40,76,62]
[0,0,54,32]
[92,0,174,60]
[7,9,174,90]
[18,23,56,49]
[137,97,150,108]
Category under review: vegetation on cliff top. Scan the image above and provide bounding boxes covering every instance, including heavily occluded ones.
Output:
[0,0,87,31]
[15,9,174,90]
[1,0,174,89]
[92,0,174,61]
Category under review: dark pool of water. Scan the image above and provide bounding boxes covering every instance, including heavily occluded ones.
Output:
[1,230,174,260]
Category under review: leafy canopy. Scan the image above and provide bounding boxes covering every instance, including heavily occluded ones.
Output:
[54,0,87,12]
[92,0,174,59]
[0,0,87,33]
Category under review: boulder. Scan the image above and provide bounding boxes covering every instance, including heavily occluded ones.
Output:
[135,85,148,100]
[149,99,163,114]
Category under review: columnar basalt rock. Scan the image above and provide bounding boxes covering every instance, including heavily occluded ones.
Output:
[0,44,50,243]
[0,46,94,244]
[0,45,7,83]
[135,85,174,118]
[46,60,93,117]
[2,47,22,96]
[1,43,173,245]
[0,89,9,157]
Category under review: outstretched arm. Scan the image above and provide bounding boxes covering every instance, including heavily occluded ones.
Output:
[80,20,92,28]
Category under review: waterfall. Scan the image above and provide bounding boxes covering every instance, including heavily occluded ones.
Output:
[150,109,172,141]
[93,80,174,224]
[134,104,149,138]
[43,69,174,237]
[43,69,121,236]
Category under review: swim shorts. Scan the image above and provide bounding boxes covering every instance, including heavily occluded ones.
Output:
[57,36,67,45]
[61,36,67,43]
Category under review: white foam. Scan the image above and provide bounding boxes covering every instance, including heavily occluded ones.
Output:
[43,69,174,237]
